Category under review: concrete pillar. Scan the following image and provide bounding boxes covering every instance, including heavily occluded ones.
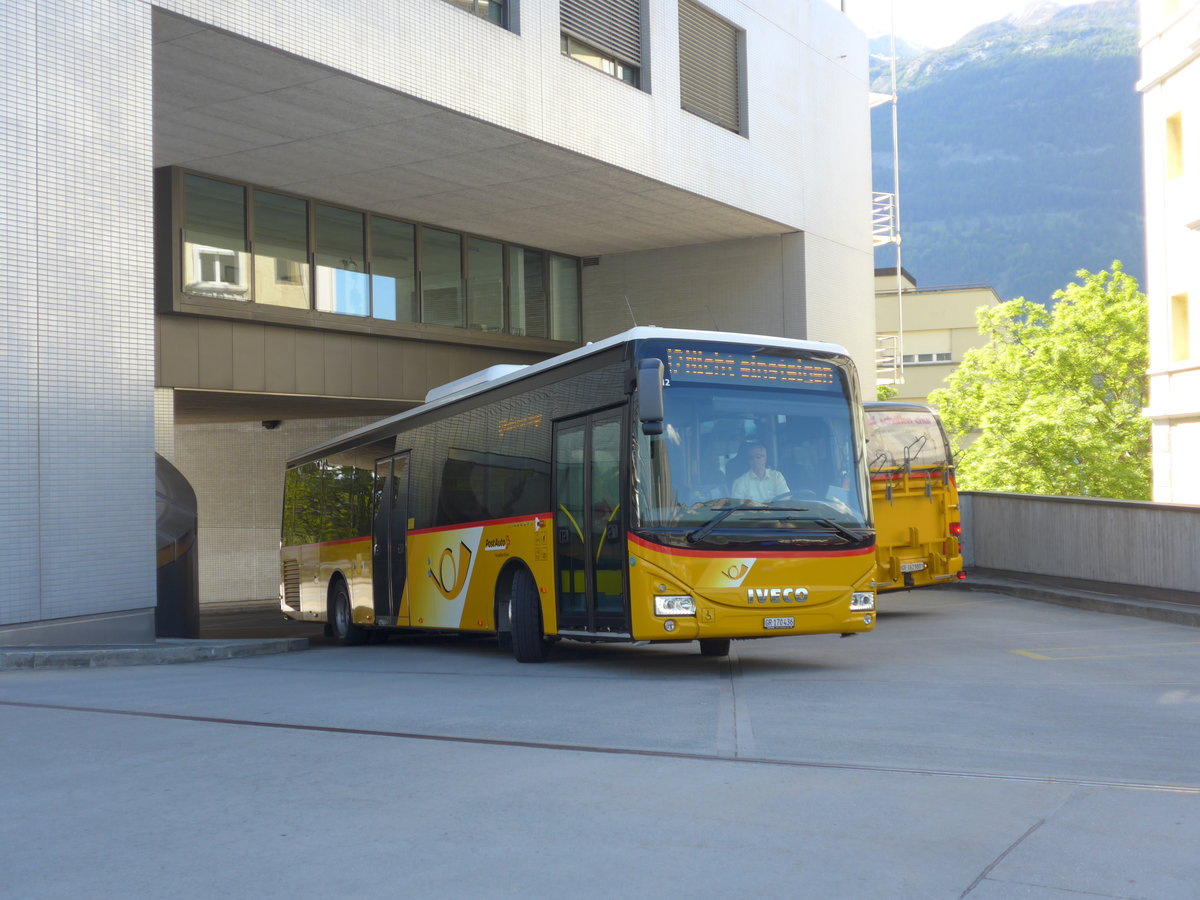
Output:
[0,0,156,643]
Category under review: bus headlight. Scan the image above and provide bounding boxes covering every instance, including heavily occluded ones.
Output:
[850,591,875,612]
[655,595,696,617]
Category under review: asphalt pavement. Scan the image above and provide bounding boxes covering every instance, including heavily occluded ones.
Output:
[2,583,1200,898]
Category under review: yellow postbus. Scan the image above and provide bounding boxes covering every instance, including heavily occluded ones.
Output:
[280,327,877,662]
[864,401,964,592]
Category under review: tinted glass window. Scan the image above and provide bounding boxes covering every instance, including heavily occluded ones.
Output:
[422,227,464,327]
[550,254,580,341]
[314,204,368,317]
[468,237,504,333]
[371,217,417,322]
[510,248,546,337]
[183,175,248,300]
[253,191,310,309]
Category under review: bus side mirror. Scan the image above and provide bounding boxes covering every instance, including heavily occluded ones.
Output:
[638,358,665,435]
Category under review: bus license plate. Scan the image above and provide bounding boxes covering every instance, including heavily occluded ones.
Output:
[900,562,927,573]
[763,616,795,630]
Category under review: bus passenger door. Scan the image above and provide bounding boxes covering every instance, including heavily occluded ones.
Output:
[372,453,410,626]
[554,409,628,636]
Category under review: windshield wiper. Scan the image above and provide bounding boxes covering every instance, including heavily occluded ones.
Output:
[685,505,811,544]
[801,517,866,543]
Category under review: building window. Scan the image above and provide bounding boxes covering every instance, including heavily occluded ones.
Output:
[1172,293,1191,362]
[371,217,417,322]
[1167,112,1184,180]
[443,0,507,27]
[549,255,581,342]
[254,191,310,309]
[172,170,582,343]
[468,237,505,332]
[901,352,951,365]
[510,248,547,338]
[422,227,465,328]
[182,175,248,300]
[315,204,368,317]
[678,0,743,134]
[561,0,642,87]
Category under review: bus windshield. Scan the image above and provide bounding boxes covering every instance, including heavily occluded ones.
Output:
[864,407,952,471]
[633,382,870,547]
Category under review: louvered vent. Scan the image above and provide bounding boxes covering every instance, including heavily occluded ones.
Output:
[282,558,301,611]
[679,0,742,134]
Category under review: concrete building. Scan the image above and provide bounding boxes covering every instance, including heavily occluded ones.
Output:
[1140,0,1200,504]
[874,268,1001,407]
[2,0,877,643]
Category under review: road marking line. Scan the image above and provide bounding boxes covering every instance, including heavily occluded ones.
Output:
[1012,640,1200,661]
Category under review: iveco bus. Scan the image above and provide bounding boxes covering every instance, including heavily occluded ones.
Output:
[281,328,877,661]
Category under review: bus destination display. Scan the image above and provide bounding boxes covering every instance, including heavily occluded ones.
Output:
[664,347,839,389]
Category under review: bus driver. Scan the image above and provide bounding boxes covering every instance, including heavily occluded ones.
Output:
[730,443,789,503]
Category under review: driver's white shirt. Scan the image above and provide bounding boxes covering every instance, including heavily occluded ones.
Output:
[731,469,789,502]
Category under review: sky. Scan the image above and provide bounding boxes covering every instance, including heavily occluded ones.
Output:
[843,0,1086,49]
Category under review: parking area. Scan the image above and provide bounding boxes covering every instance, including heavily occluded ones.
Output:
[3,587,1199,898]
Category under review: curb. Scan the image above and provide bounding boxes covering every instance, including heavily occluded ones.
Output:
[0,637,310,671]
[963,576,1200,629]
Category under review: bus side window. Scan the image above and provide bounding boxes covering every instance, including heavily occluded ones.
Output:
[437,457,486,526]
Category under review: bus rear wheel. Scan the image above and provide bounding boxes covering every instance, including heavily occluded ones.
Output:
[698,638,731,657]
[330,581,367,646]
[510,569,549,664]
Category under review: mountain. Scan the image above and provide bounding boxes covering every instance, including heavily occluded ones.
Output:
[870,0,1143,305]
[868,34,930,65]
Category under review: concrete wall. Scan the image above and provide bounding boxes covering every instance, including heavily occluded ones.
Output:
[0,0,157,642]
[171,417,379,605]
[961,491,1200,599]
[585,232,876,376]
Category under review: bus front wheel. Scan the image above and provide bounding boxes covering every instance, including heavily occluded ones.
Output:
[510,569,550,664]
[330,581,367,646]
[698,638,730,657]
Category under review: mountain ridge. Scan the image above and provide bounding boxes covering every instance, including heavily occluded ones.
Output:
[870,0,1143,303]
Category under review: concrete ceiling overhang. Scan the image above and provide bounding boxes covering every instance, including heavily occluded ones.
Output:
[152,10,790,257]
[172,389,414,425]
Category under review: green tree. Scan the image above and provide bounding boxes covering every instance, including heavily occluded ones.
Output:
[876,384,898,401]
[927,262,1149,499]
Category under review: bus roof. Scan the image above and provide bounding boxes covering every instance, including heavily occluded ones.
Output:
[864,401,935,413]
[286,326,851,467]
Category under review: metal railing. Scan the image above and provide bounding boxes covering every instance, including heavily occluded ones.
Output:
[872,192,897,247]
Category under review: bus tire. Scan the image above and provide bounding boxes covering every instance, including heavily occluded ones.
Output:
[510,568,549,663]
[330,580,367,646]
[698,638,731,657]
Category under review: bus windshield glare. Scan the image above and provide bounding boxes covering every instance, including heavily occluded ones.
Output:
[633,346,870,546]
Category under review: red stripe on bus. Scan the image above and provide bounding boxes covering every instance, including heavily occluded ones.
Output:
[628,533,873,560]
[409,513,552,536]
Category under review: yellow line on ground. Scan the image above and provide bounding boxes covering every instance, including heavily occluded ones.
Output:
[1011,640,1200,661]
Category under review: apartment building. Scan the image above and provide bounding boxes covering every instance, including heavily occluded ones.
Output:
[2,0,876,642]
[1140,0,1200,503]
[874,269,1001,407]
